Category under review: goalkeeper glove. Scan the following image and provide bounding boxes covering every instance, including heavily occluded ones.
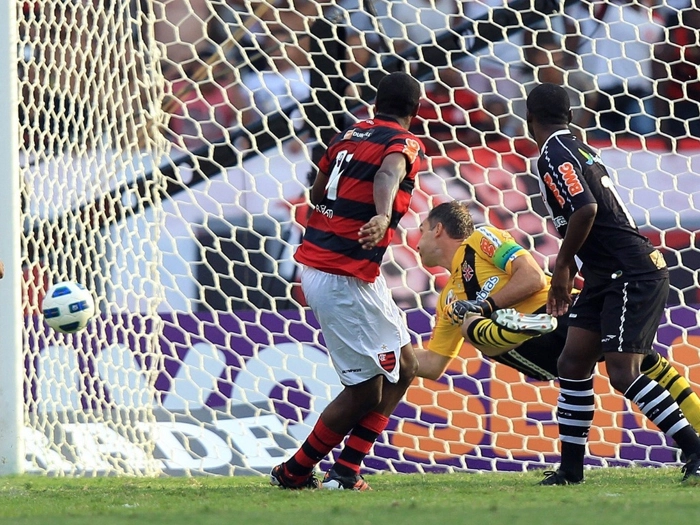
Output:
[446,297,498,326]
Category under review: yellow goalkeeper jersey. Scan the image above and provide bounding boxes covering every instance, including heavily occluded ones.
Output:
[427,226,550,359]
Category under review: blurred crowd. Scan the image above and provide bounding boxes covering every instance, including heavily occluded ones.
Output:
[155,0,700,310]
[18,0,700,159]
[156,0,700,151]
[16,0,700,310]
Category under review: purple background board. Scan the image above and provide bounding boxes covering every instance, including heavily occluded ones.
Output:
[26,306,699,474]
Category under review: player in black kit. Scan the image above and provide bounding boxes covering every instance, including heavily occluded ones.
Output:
[526,83,700,485]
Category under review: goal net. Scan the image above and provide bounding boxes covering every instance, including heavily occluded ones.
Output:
[15,0,700,476]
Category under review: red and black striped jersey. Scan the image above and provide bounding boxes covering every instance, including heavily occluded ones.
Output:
[294,115,425,282]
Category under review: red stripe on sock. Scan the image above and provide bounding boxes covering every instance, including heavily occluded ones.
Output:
[308,418,345,450]
[346,434,373,454]
[282,463,309,483]
[335,457,361,474]
[333,413,390,475]
[359,412,389,434]
[290,417,345,471]
[293,449,317,470]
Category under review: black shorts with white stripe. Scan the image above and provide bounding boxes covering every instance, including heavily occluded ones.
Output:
[566,274,669,354]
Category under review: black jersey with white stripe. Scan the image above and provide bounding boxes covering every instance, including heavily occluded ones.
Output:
[535,130,667,283]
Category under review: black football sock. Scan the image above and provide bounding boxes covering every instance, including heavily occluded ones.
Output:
[557,376,595,481]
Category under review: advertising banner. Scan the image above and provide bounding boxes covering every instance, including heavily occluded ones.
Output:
[25,306,700,475]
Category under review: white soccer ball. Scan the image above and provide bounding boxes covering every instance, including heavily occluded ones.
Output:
[42,281,96,334]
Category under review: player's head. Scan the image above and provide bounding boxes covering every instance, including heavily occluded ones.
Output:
[526,83,572,138]
[426,201,474,238]
[375,71,421,120]
[417,201,474,269]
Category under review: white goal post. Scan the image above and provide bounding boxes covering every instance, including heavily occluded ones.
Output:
[4,0,700,477]
[0,0,23,475]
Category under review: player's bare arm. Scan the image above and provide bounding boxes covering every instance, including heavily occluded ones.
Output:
[414,348,452,381]
[487,254,547,310]
[548,203,597,317]
[0,259,4,279]
[448,253,547,332]
[309,169,330,205]
[359,152,407,250]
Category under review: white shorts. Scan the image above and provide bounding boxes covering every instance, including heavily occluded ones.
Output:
[300,265,410,386]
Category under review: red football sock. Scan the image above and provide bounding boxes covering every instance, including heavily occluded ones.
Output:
[285,417,345,479]
[335,412,389,475]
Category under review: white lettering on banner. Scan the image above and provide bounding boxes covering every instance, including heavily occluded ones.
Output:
[147,422,233,471]
[35,339,335,418]
[229,342,342,442]
[30,339,341,473]
[161,342,227,410]
[25,418,291,474]
[63,423,155,472]
[24,427,75,472]
[214,415,297,468]
[36,342,228,413]
[37,343,153,412]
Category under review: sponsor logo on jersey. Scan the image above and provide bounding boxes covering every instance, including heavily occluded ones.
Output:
[601,334,618,343]
[553,215,568,228]
[314,204,333,218]
[476,276,499,301]
[650,249,667,269]
[343,128,373,141]
[479,227,502,246]
[557,162,584,196]
[543,172,566,207]
[402,138,421,164]
[579,148,602,165]
[479,237,496,257]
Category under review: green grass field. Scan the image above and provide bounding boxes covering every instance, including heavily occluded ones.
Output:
[1,468,699,525]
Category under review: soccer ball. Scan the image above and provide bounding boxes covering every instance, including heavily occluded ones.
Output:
[42,281,96,334]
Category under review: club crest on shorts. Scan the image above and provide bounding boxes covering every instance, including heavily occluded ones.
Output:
[378,348,396,372]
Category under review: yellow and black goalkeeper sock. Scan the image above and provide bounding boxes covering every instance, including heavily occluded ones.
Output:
[466,318,535,352]
[641,353,700,434]
[625,374,700,457]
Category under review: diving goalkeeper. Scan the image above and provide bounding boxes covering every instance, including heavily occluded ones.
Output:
[414,200,700,434]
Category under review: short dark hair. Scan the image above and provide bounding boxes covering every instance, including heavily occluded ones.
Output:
[427,201,474,239]
[375,72,421,118]
[526,83,571,125]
